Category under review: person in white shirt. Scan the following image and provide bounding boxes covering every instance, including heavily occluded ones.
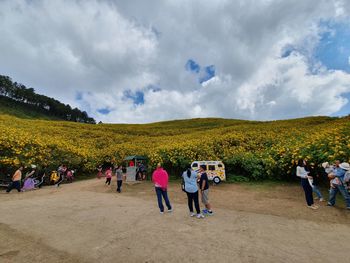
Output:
[296,159,318,210]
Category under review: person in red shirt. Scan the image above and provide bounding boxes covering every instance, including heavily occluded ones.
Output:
[105,167,112,185]
[152,163,172,214]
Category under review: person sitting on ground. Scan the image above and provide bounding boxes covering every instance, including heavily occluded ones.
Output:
[198,165,213,215]
[182,167,204,219]
[21,165,37,191]
[327,162,350,210]
[6,165,24,193]
[97,166,103,179]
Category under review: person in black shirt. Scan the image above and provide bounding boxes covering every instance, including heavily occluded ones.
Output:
[199,165,213,215]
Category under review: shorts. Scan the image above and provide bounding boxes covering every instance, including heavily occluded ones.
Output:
[201,189,210,205]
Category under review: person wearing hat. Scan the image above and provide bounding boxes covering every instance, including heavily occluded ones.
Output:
[327,162,350,209]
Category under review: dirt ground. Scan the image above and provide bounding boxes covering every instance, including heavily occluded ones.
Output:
[0,179,349,263]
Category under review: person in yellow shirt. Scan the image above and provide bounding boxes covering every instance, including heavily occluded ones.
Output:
[6,165,24,193]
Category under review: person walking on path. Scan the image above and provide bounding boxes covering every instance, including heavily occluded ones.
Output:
[199,165,213,215]
[327,162,350,210]
[182,167,204,219]
[115,165,124,193]
[296,159,318,210]
[6,165,23,193]
[105,167,112,186]
[152,163,172,214]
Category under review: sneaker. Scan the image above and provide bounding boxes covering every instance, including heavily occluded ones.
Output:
[327,203,333,207]
[319,198,325,202]
[168,208,173,213]
[190,212,195,217]
[160,211,164,214]
[196,214,205,219]
[202,209,208,214]
[346,207,350,210]
[307,205,318,210]
[207,210,214,215]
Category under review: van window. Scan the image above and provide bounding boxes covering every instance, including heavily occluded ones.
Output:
[218,164,223,168]
[208,165,215,171]
[192,163,198,168]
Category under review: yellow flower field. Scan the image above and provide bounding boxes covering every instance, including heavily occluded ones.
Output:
[0,114,349,180]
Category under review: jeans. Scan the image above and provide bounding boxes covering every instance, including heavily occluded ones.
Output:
[117,180,122,192]
[6,181,21,193]
[155,187,172,212]
[105,178,111,185]
[328,184,350,208]
[312,186,323,199]
[186,191,200,214]
[301,178,314,206]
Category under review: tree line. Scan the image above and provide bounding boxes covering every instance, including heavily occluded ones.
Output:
[0,75,95,124]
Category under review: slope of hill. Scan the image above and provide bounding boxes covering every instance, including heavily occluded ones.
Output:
[0,96,62,120]
[1,112,349,180]
[0,74,95,123]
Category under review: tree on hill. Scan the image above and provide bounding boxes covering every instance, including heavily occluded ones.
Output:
[0,74,95,124]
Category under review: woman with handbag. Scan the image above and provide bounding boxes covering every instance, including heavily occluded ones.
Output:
[182,167,204,219]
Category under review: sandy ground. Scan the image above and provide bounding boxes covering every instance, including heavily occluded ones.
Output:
[0,179,349,263]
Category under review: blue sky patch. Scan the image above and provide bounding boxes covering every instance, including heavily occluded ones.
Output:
[199,65,215,83]
[185,59,215,84]
[185,59,201,73]
[333,92,350,117]
[123,90,145,105]
[97,108,111,115]
[314,20,350,73]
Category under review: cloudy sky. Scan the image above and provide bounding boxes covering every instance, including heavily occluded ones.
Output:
[1,0,350,123]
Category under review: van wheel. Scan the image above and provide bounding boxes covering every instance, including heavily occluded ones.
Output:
[213,176,221,185]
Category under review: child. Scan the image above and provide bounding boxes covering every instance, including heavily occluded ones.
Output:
[322,162,338,189]
[105,167,112,185]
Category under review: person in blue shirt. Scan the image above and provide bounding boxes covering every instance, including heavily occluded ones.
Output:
[182,167,204,219]
[327,162,350,209]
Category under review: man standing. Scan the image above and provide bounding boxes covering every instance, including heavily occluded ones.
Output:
[327,162,350,210]
[6,165,23,193]
[199,165,213,215]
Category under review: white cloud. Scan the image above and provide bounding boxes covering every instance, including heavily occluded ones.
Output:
[0,0,350,123]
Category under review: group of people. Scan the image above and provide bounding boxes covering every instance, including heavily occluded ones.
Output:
[296,159,350,210]
[98,165,126,193]
[152,163,213,218]
[5,163,74,193]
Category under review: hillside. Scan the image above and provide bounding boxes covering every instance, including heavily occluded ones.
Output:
[1,111,349,180]
[0,74,95,123]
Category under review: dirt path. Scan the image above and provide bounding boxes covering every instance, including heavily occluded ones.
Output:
[0,179,349,263]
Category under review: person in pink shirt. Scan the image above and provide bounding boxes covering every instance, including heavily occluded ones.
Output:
[152,163,172,214]
[105,167,112,185]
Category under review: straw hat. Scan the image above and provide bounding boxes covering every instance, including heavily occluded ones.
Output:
[321,162,329,169]
[339,162,350,171]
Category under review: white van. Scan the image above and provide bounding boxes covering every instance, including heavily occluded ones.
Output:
[191,161,226,184]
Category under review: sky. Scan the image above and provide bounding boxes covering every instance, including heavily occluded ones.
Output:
[0,0,350,123]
